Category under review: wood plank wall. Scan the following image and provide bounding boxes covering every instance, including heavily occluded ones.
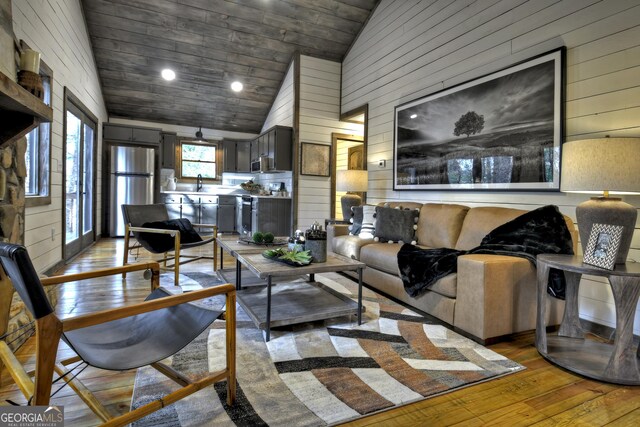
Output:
[261,62,294,132]
[12,0,108,272]
[341,0,640,334]
[297,55,362,229]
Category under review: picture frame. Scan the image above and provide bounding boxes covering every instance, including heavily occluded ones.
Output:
[583,223,624,270]
[393,47,564,191]
[301,142,331,177]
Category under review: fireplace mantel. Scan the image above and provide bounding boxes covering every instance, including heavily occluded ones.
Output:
[0,69,52,148]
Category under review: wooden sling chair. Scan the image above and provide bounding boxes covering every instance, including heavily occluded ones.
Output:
[121,203,218,284]
[0,243,235,427]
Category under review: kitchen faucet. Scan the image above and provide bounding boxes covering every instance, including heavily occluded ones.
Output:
[196,174,203,192]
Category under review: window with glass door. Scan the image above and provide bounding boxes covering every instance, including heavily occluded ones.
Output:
[179,141,218,179]
[63,89,97,261]
[25,57,52,207]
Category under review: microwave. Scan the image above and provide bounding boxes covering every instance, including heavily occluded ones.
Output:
[251,156,270,173]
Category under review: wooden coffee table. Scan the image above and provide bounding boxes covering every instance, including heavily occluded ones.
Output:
[234,252,365,341]
[216,235,288,287]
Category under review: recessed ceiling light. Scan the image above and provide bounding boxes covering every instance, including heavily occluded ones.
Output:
[231,81,243,92]
[410,114,418,119]
[161,69,176,81]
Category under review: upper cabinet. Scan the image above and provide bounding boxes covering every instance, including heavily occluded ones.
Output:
[160,132,176,169]
[103,123,162,145]
[0,70,53,148]
[223,140,251,173]
[249,126,293,171]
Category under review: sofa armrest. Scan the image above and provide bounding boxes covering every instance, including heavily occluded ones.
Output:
[327,224,350,243]
[454,254,563,342]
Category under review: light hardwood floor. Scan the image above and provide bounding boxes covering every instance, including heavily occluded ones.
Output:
[1,238,639,426]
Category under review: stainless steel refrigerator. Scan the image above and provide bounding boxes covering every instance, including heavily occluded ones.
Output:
[109,145,155,236]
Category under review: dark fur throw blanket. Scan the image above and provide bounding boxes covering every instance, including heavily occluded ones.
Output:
[398,205,574,299]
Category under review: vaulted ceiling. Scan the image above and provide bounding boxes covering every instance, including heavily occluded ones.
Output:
[81,0,378,134]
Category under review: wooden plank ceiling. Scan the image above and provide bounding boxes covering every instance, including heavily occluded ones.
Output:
[81,0,378,134]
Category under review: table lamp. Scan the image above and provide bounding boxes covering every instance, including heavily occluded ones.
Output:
[561,138,640,264]
[336,170,368,220]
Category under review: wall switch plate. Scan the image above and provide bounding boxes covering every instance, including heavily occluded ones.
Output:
[378,160,386,168]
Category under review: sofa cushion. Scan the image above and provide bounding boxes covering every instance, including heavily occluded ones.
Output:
[416,204,469,248]
[360,243,458,298]
[455,207,526,250]
[332,234,374,260]
[428,274,458,299]
[348,205,363,235]
[374,206,419,244]
[360,243,402,275]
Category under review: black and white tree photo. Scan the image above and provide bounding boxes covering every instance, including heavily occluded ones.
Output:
[393,49,563,191]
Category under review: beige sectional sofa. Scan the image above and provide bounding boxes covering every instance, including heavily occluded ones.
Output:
[327,203,578,344]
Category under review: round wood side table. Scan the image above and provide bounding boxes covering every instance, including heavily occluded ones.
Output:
[536,254,640,385]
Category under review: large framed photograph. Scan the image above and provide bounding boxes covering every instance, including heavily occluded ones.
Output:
[583,223,624,270]
[394,48,564,191]
[300,142,331,176]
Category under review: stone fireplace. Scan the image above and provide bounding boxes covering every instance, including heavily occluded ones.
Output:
[0,0,57,351]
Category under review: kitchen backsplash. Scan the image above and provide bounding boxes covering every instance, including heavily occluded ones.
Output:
[223,171,292,194]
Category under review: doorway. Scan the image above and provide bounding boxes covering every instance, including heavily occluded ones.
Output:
[331,105,368,219]
[63,89,98,261]
[331,134,366,219]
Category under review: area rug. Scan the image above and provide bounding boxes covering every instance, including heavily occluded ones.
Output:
[131,271,524,426]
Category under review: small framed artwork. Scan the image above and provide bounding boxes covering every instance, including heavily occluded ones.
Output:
[301,142,331,176]
[583,223,624,270]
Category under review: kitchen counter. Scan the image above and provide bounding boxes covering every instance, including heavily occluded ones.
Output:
[161,190,244,196]
[249,195,291,199]
[161,190,291,199]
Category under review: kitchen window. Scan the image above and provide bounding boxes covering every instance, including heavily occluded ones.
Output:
[179,141,218,180]
[25,49,52,207]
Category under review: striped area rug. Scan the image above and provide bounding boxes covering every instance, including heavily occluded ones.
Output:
[131,272,524,426]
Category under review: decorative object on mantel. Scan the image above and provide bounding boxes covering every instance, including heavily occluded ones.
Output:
[0,70,53,148]
[582,223,623,270]
[336,169,368,220]
[19,48,40,74]
[561,137,640,264]
[17,49,43,99]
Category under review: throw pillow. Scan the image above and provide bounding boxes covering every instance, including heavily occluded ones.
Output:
[349,205,363,235]
[373,205,419,244]
[359,205,376,239]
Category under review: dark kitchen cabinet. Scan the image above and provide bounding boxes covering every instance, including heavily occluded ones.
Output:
[162,194,221,233]
[199,197,218,233]
[237,141,251,172]
[103,123,161,145]
[223,140,251,172]
[223,141,236,172]
[180,195,199,224]
[160,132,176,169]
[163,194,181,219]
[217,195,236,233]
[249,126,293,171]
